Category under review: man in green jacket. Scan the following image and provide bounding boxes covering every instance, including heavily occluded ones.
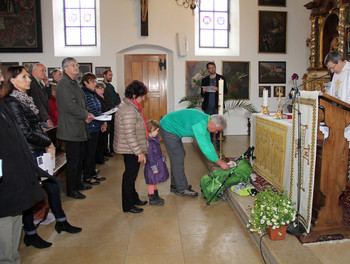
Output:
[159,109,229,197]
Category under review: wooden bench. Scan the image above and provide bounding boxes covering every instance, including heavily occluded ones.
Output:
[45,127,66,176]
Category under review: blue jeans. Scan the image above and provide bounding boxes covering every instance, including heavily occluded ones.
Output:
[23,152,66,234]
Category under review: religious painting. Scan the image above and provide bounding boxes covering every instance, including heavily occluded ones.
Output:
[258,0,286,7]
[22,62,39,73]
[77,63,93,83]
[222,61,250,100]
[0,0,42,52]
[258,61,286,83]
[95,66,111,78]
[274,86,285,97]
[186,61,208,96]
[258,11,287,53]
[259,86,271,97]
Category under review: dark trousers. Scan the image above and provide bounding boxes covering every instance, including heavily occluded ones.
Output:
[122,154,141,211]
[65,140,85,195]
[23,178,66,234]
[109,117,115,152]
[96,130,108,163]
[83,132,99,179]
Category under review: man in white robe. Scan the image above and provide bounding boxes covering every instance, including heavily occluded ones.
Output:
[324,51,350,103]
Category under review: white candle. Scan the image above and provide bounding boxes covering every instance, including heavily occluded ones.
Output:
[263,89,268,107]
[218,79,224,115]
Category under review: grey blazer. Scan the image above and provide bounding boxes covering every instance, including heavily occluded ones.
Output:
[56,73,89,142]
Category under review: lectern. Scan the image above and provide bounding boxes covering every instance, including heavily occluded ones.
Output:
[300,93,350,242]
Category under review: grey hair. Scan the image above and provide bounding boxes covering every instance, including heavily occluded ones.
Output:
[62,57,77,69]
[210,114,227,129]
[32,63,44,73]
[324,51,345,65]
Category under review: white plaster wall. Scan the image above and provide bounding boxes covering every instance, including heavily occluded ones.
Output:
[0,0,310,135]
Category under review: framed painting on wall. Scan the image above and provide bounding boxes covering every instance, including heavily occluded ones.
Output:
[77,63,93,83]
[222,61,250,100]
[258,0,286,7]
[258,11,287,53]
[0,0,42,52]
[274,86,286,97]
[95,66,111,78]
[259,86,271,97]
[22,62,39,73]
[186,61,208,96]
[258,61,286,83]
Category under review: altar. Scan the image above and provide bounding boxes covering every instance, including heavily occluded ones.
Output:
[250,113,293,193]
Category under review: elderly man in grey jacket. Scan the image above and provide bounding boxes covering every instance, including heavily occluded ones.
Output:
[56,57,94,199]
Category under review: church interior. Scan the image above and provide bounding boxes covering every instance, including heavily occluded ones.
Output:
[2,0,350,263]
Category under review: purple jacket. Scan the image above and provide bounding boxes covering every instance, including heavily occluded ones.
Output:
[144,136,169,185]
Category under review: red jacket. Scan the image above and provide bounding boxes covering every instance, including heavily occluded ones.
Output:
[49,96,58,126]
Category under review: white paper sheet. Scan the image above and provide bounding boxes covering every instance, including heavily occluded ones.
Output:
[37,153,55,176]
[102,108,118,115]
[94,115,112,121]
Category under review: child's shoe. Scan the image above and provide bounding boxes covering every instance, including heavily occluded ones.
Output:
[154,189,164,202]
[148,194,164,206]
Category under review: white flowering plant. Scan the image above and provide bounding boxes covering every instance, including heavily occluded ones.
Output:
[246,186,296,235]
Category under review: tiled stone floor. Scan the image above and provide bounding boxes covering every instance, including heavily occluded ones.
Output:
[18,136,350,264]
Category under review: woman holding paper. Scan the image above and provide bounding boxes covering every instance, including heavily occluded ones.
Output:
[4,66,81,249]
[81,73,107,184]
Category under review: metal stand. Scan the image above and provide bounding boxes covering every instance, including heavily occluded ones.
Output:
[218,131,225,160]
[287,91,306,236]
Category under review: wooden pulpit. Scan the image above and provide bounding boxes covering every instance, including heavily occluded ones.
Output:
[300,93,350,242]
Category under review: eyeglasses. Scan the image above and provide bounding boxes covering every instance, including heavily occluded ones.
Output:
[327,64,337,71]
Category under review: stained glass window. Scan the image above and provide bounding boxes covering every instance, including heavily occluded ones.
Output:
[199,0,229,48]
[64,0,96,46]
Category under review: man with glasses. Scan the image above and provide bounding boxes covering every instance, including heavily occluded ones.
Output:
[324,51,350,103]
[56,57,95,199]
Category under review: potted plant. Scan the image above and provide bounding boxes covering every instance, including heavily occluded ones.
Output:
[246,186,296,240]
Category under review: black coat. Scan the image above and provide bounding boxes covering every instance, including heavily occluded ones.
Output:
[5,96,51,153]
[0,100,45,217]
[28,75,52,122]
[201,74,228,111]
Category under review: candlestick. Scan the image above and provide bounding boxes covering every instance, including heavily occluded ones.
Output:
[218,79,224,115]
[263,89,268,106]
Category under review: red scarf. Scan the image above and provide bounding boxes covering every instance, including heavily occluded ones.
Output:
[131,98,149,139]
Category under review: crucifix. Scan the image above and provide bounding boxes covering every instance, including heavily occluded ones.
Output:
[141,0,148,36]
[273,87,283,119]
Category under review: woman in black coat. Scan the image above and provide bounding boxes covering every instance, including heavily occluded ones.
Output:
[4,66,82,249]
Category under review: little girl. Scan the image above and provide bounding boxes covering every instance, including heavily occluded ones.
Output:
[144,120,169,206]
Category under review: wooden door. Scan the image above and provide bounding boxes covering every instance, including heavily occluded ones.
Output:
[124,54,167,122]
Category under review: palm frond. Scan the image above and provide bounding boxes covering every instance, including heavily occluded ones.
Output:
[178,95,203,109]
[224,100,258,114]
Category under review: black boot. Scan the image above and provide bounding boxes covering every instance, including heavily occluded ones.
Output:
[148,194,164,206]
[55,220,82,234]
[24,233,52,249]
[154,189,164,202]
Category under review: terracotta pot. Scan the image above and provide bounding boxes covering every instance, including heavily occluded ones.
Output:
[267,225,288,240]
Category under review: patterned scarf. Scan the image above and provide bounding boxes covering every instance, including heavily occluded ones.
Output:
[131,98,149,139]
[10,89,39,115]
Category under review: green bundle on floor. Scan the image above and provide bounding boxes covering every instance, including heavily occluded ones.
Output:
[200,160,252,202]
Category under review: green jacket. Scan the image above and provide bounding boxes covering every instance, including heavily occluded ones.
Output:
[160,109,218,162]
